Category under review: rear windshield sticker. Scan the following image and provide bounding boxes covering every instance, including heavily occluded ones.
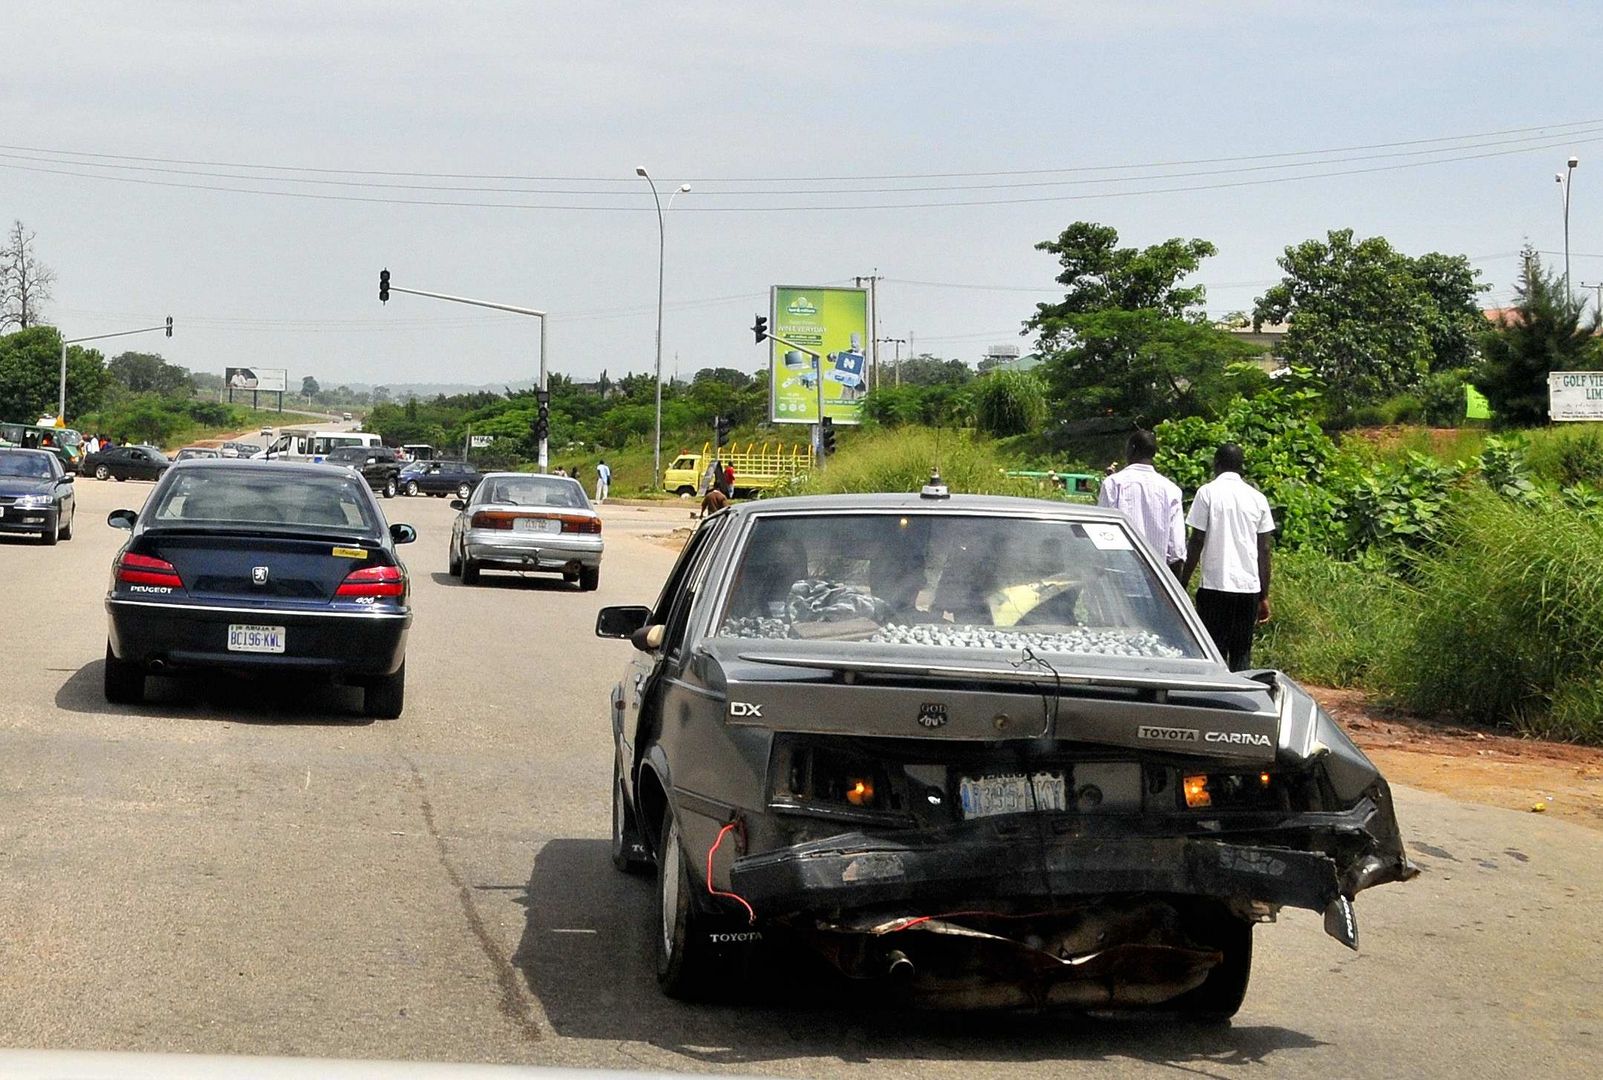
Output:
[1083,524,1133,550]
[332,547,367,559]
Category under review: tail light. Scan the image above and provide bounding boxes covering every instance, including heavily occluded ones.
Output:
[336,564,405,598]
[471,511,513,530]
[560,516,601,534]
[117,552,182,587]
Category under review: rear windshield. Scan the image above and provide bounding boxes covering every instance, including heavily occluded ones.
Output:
[477,476,588,509]
[714,512,1204,660]
[149,469,378,533]
[0,450,56,478]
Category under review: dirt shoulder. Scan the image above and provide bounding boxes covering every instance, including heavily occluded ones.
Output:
[1310,687,1603,831]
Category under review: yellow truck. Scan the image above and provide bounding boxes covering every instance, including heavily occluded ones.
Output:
[663,441,813,497]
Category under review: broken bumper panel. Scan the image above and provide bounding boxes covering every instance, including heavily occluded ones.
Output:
[731,825,1367,948]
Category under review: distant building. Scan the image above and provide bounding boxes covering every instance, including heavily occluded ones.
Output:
[1221,320,1290,373]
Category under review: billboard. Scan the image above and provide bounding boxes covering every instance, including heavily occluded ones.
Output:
[769,286,869,424]
[225,367,288,393]
[1549,371,1603,421]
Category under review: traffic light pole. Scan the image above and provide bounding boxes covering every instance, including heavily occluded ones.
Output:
[58,318,173,422]
[380,277,550,472]
[756,326,826,468]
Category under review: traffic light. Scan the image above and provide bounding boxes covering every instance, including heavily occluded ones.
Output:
[379,269,390,304]
[533,397,551,442]
[820,416,836,456]
[752,314,768,344]
[715,414,733,448]
[164,316,173,338]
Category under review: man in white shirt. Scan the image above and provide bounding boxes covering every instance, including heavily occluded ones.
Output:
[595,459,611,503]
[1097,429,1185,573]
[1180,444,1275,671]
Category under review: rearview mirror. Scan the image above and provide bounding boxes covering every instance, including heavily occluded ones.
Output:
[449,499,466,511]
[389,523,416,545]
[596,605,651,640]
[107,509,137,530]
[60,474,74,484]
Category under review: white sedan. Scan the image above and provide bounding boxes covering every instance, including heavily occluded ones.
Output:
[448,472,603,589]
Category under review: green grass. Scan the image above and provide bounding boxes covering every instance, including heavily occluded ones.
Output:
[777,426,1051,499]
[1254,551,1408,688]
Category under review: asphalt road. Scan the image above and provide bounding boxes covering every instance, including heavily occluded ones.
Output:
[1,477,1600,1078]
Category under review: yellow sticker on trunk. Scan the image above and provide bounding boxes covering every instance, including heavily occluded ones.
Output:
[332,547,367,559]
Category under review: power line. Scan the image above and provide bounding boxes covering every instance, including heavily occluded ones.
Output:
[3,117,1598,183]
[5,126,1598,197]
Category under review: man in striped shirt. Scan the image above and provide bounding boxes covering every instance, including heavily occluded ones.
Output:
[1097,429,1186,574]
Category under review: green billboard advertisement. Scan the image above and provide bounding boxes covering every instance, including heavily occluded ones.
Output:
[769,285,869,424]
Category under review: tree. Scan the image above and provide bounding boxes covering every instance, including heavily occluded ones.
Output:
[371,384,391,404]
[0,327,110,421]
[1478,248,1602,426]
[1025,221,1252,422]
[108,351,192,396]
[301,376,320,400]
[691,367,753,389]
[0,221,56,330]
[1252,229,1485,402]
[893,354,972,387]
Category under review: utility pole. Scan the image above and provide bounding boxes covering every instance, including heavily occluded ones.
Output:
[855,272,883,389]
[877,337,907,386]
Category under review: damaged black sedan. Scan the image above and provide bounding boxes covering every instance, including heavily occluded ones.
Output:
[597,491,1414,1017]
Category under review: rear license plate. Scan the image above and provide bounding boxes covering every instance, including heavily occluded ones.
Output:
[959,772,1067,819]
[227,624,285,653]
[513,518,559,533]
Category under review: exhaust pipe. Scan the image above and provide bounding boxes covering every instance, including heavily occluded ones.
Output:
[886,949,915,981]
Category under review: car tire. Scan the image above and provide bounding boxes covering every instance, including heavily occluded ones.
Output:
[115,474,126,482]
[653,810,723,1000]
[448,538,463,577]
[363,663,405,719]
[457,482,473,500]
[676,486,696,497]
[460,553,480,585]
[1167,908,1253,1022]
[611,758,652,875]
[41,515,59,545]
[579,566,600,592]
[384,477,398,499]
[59,510,73,541]
[405,481,419,497]
[103,642,145,705]
[94,464,110,480]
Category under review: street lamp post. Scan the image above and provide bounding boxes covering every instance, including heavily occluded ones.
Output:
[636,167,691,489]
[1581,281,1603,313]
[378,275,550,470]
[1558,155,1579,299]
[59,317,173,421]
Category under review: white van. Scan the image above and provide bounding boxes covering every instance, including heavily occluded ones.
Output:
[254,428,382,463]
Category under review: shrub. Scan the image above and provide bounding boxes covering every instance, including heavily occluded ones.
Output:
[1339,451,1460,556]
[971,370,1046,437]
[1385,491,1603,741]
[1527,426,1603,487]
[1420,369,1470,426]
[1474,433,1541,504]
[1255,551,1407,688]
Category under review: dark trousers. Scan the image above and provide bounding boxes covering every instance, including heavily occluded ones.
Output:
[1195,588,1260,671]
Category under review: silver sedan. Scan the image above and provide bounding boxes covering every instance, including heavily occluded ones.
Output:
[447,472,603,589]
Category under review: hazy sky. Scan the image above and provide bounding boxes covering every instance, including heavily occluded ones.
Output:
[4,2,1601,387]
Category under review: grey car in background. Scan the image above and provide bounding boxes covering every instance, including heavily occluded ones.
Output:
[448,472,603,590]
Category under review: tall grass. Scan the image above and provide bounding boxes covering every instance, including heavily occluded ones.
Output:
[1384,490,1603,741]
[775,427,1044,499]
[1255,552,1407,688]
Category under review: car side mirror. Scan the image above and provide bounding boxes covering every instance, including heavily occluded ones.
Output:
[59,474,74,484]
[450,499,466,510]
[107,509,137,530]
[389,523,416,545]
[596,605,651,640]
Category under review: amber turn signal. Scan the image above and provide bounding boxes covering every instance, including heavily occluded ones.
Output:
[1183,775,1212,809]
[845,778,875,807]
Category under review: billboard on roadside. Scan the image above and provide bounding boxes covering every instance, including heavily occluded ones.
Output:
[769,286,869,425]
[1549,371,1603,421]
[225,367,288,393]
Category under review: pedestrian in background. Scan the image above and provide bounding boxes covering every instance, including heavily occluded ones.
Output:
[1180,444,1275,671]
[722,463,736,497]
[1097,429,1185,574]
[595,459,611,503]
